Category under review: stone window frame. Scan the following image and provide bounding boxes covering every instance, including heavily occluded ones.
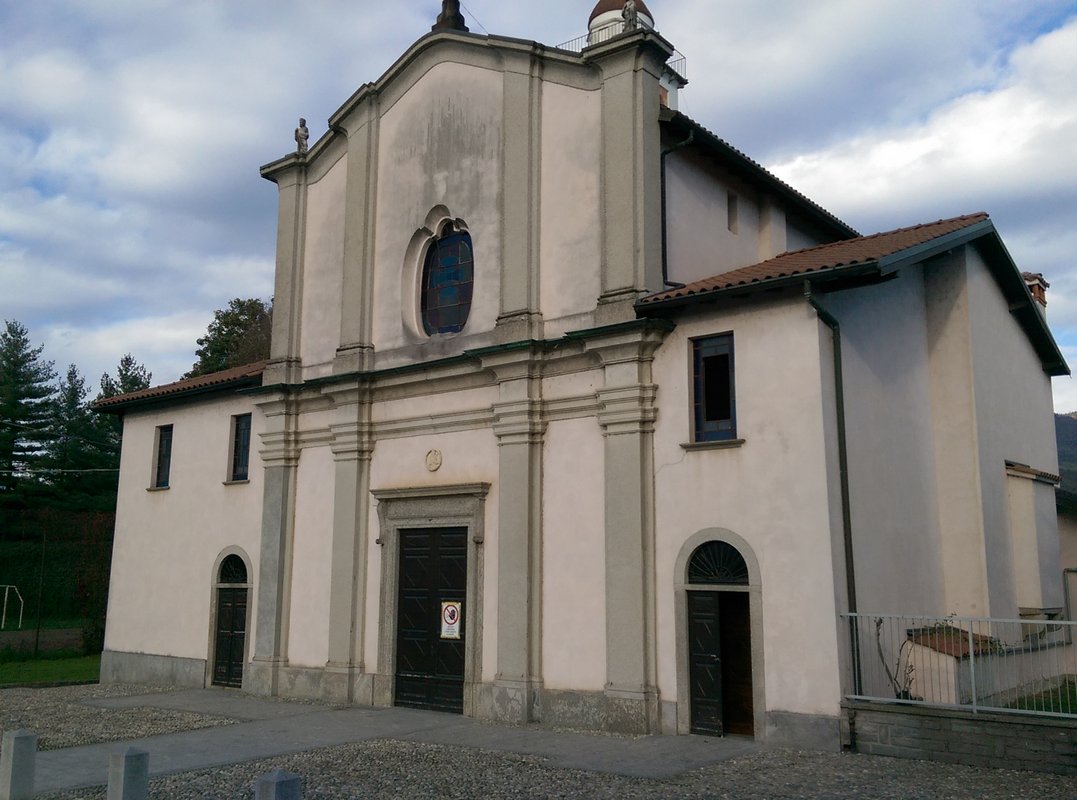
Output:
[150,424,173,489]
[370,483,489,717]
[226,413,253,484]
[690,332,737,444]
[205,546,254,689]
[401,205,473,341]
[673,527,766,736]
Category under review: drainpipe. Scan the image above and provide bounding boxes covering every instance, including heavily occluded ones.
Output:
[660,131,693,289]
[804,281,862,707]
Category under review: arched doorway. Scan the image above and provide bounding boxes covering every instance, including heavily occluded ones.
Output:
[682,539,756,736]
[212,553,250,688]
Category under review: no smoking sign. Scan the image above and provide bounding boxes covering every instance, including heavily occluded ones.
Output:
[440,601,462,640]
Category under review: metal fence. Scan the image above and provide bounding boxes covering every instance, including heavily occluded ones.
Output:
[842,612,1076,718]
[555,22,687,79]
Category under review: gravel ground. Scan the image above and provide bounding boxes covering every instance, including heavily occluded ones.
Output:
[37,740,1077,800]
[4,685,1075,799]
[0,683,237,750]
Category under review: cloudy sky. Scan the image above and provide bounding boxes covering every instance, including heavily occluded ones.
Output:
[2,0,1076,408]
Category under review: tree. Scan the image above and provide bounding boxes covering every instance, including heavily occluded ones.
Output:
[99,353,152,400]
[185,298,272,378]
[96,353,153,461]
[0,320,57,508]
[42,365,118,511]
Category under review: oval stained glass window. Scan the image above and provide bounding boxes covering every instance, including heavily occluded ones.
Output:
[219,554,248,584]
[687,541,749,585]
[421,225,474,335]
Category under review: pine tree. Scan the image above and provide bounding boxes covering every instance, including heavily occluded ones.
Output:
[98,353,152,400]
[43,365,118,511]
[0,320,57,509]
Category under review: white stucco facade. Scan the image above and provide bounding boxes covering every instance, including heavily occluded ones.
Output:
[98,9,1068,749]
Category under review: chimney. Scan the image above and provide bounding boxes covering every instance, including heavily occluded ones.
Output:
[1022,272,1049,317]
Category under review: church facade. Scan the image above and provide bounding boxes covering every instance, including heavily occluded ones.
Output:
[97,2,1067,747]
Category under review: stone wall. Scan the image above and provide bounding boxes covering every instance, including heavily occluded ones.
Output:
[845,700,1076,775]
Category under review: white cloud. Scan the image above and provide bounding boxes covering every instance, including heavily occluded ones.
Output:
[1,0,1076,413]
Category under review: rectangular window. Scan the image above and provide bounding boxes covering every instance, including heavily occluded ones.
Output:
[154,425,173,488]
[727,191,739,233]
[230,414,252,482]
[693,334,736,441]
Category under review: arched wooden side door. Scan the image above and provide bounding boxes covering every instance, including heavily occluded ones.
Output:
[212,554,248,688]
[686,541,754,736]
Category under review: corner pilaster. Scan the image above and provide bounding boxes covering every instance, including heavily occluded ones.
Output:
[248,391,302,696]
[585,323,670,732]
[263,164,308,386]
[586,31,672,326]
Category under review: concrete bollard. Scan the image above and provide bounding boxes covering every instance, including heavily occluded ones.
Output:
[0,729,37,800]
[107,746,149,800]
[255,768,302,800]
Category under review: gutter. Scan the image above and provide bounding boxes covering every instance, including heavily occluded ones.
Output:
[660,130,694,289]
[804,281,862,699]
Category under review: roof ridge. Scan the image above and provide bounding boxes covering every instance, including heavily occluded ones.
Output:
[665,110,859,238]
[758,211,991,265]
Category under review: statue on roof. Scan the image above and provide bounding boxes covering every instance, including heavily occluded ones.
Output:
[432,0,469,33]
[622,0,639,31]
[295,118,309,155]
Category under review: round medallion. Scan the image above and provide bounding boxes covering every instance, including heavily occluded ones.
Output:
[425,449,443,472]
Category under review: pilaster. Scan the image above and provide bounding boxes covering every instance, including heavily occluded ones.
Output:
[248,391,301,696]
[585,323,670,732]
[480,345,546,722]
[496,49,545,343]
[335,95,381,374]
[263,165,308,386]
[322,380,375,704]
[587,31,671,325]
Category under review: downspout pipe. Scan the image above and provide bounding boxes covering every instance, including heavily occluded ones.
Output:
[660,130,693,289]
[804,281,862,701]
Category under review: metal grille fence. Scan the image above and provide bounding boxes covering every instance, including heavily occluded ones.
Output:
[555,22,687,79]
[842,612,1076,718]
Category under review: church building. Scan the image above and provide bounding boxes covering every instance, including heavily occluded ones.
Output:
[96,1,1067,748]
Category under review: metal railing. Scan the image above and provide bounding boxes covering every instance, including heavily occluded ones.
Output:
[842,612,1076,718]
[555,22,687,80]
[1,584,24,630]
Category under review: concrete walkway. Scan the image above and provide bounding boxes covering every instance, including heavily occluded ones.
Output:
[34,689,758,793]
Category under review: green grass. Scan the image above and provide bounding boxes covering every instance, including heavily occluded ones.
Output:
[0,653,100,685]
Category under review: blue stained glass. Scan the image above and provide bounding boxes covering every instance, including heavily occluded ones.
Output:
[421,229,474,335]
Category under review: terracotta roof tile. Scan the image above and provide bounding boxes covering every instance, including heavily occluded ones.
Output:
[94,361,267,411]
[641,213,990,305]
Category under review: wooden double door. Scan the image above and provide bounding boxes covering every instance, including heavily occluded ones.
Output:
[687,590,754,736]
[395,527,467,713]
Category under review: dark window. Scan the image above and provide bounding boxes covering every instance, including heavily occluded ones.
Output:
[219,554,248,584]
[231,414,252,482]
[421,224,474,335]
[693,334,736,441]
[154,425,173,488]
[687,541,749,585]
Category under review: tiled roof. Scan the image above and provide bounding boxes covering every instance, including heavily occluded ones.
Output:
[641,213,990,305]
[94,361,267,411]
